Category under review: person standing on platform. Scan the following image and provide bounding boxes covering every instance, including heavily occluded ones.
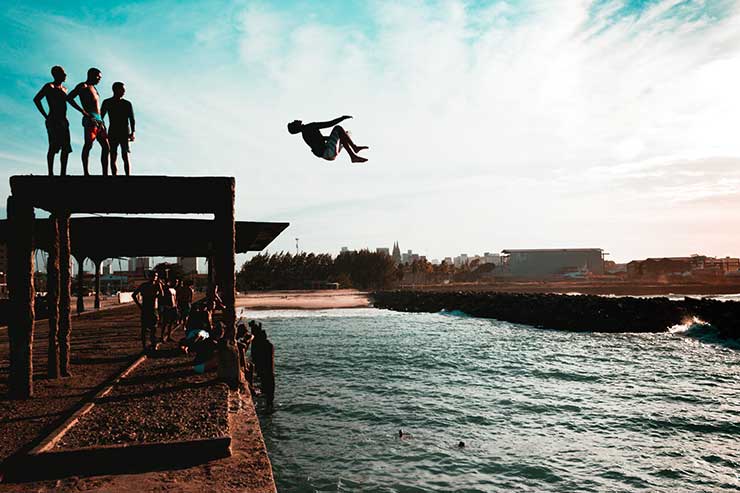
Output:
[100,82,135,176]
[33,65,72,176]
[251,323,275,410]
[176,279,194,328]
[66,67,110,176]
[132,271,164,351]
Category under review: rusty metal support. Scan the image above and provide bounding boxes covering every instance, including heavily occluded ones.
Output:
[93,258,102,309]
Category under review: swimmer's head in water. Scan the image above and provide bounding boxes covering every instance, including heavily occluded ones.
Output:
[287,120,303,134]
[51,65,66,83]
[458,441,465,448]
[112,81,125,97]
[87,67,102,85]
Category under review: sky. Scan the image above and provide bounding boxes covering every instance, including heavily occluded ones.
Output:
[1,0,740,266]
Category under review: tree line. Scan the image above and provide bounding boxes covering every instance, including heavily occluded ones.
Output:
[236,251,502,291]
[236,251,401,291]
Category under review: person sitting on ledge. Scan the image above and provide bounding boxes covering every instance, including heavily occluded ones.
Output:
[287,115,368,163]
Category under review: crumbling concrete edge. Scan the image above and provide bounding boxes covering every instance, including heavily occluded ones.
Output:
[229,388,277,493]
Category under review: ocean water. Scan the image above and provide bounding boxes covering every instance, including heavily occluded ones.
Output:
[248,308,740,492]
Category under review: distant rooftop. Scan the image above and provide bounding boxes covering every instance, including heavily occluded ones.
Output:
[501,248,603,254]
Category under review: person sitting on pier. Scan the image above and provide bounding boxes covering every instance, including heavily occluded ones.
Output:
[100,81,135,176]
[287,115,368,164]
[237,321,255,392]
[33,65,72,176]
[132,270,164,351]
[66,67,110,176]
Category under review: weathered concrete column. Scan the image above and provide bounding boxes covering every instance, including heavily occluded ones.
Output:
[93,258,102,310]
[59,213,72,377]
[215,179,240,388]
[75,255,85,314]
[6,196,35,399]
[47,214,61,379]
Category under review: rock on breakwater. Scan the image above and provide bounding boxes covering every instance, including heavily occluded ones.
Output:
[371,290,740,337]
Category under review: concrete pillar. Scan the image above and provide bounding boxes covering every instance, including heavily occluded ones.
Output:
[59,213,72,377]
[6,196,35,399]
[93,258,101,310]
[47,214,60,379]
[215,179,240,388]
[76,256,85,314]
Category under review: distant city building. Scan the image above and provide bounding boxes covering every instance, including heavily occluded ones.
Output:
[127,257,151,273]
[376,247,390,256]
[178,257,198,274]
[627,255,740,278]
[443,257,453,265]
[102,262,112,276]
[392,242,402,265]
[501,248,605,278]
[340,247,350,254]
[454,254,469,268]
[482,252,502,266]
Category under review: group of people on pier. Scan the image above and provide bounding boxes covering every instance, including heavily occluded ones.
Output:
[34,65,135,176]
[132,270,275,409]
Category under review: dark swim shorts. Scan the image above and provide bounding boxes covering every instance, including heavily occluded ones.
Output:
[46,118,72,154]
[108,133,130,153]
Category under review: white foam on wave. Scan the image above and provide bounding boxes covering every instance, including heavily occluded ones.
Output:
[236,307,394,320]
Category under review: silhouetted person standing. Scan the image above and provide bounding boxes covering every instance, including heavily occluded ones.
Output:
[101,82,135,176]
[33,66,72,175]
[252,327,275,410]
[66,67,110,176]
[133,271,164,350]
[287,115,369,163]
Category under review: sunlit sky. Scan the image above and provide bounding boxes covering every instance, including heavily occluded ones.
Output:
[2,0,740,265]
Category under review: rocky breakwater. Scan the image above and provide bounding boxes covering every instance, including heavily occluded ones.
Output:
[371,291,740,337]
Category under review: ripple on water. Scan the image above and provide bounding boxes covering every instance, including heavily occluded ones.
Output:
[253,309,740,492]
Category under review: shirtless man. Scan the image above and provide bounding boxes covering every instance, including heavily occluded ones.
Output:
[100,82,135,176]
[132,271,164,350]
[66,67,110,176]
[33,66,72,175]
[287,115,368,163]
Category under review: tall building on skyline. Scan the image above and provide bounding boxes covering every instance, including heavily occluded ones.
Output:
[178,257,198,274]
[392,241,401,265]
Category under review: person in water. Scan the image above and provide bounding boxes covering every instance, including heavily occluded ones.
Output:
[66,67,110,175]
[287,115,368,163]
[101,81,135,176]
[33,65,72,176]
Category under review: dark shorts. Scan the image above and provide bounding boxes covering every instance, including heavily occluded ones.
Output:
[178,303,191,321]
[109,133,130,153]
[141,309,158,328]
[46,118,72,154]
[82,116,107,143]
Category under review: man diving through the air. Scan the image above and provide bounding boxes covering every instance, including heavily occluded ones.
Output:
[287,115,368,163]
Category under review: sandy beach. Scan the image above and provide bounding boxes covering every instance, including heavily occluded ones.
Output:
[235,289,371,310]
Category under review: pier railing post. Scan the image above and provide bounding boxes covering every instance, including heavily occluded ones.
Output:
[59,212,72,377]
[7,196,36,398]
[47,213,60,379]
[76,256,85,314]
[93,258,101,310]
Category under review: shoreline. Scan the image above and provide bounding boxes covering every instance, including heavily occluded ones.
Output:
[236,289,370,311]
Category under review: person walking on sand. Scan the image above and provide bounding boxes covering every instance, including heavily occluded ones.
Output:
[33,65,72,176]
[101,82,135,176]
[132,270,164,350]
[66,67,110,176]
[287,115,369,163]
